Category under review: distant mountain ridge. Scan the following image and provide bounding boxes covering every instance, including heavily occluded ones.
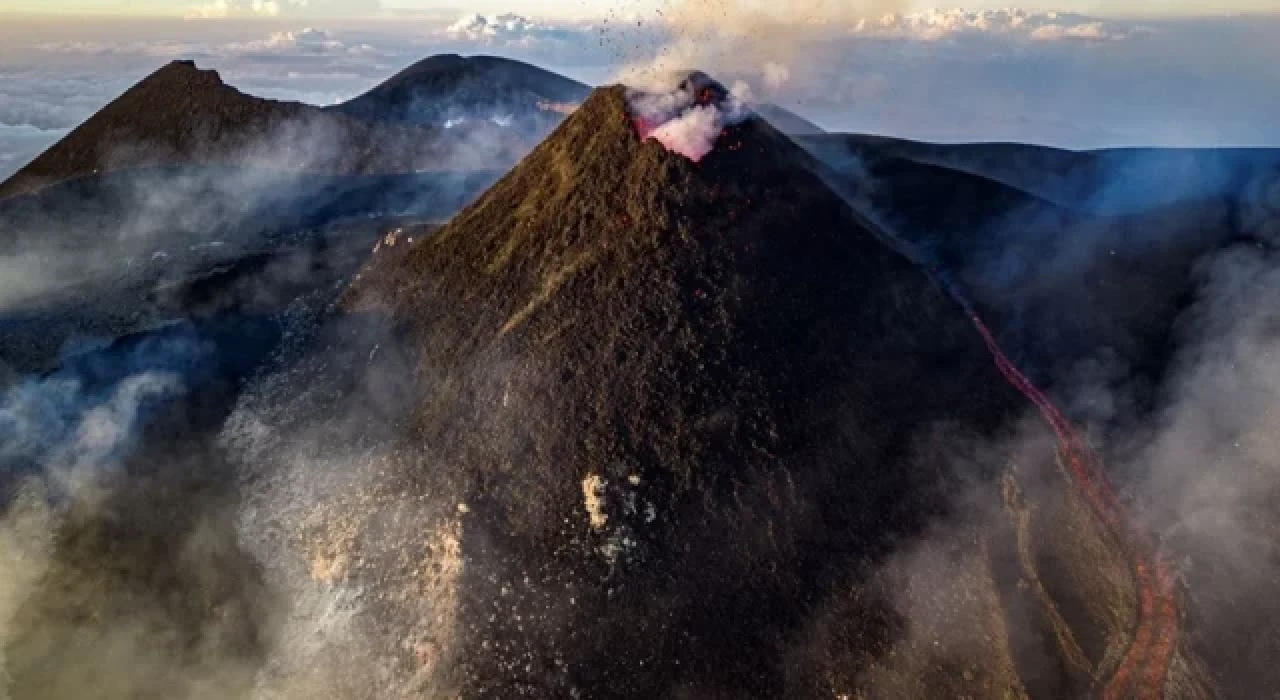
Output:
[0,58,544,200]
[331,53,591,129]
[0,61,431,200]
[0,55,829,201]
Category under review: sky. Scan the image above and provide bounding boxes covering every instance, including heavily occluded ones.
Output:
[2,0,1279,18]
[1,3,1279,179]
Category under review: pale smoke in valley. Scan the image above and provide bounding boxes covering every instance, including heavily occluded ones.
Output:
[0,105,499,317]
[0,339,195,699]
[1127,237,1280,693]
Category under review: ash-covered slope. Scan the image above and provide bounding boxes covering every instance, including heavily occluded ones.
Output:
[332,54,589,129]
[330,85,1198,697]
[0,61,497,200]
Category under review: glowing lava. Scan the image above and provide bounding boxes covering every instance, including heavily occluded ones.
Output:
[627,72,749,163]
[963,308,1177,699]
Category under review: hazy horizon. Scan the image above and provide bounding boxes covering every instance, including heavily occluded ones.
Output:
[2,5,1279,180]
[4,0,1280,19]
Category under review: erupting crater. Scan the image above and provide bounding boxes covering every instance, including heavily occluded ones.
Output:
[628,71,749,162]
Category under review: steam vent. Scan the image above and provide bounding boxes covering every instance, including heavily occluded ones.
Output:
[333,84,1214,697]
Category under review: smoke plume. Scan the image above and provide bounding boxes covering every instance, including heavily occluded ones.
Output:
[617,0,906,106]
[628,73,751,161]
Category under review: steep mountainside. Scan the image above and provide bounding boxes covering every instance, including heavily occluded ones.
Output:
[315,84,1208,697]
[803,130,1280,390]
[798,132,1280,213]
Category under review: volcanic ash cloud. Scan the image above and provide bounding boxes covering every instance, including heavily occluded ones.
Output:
[627,73,752,162]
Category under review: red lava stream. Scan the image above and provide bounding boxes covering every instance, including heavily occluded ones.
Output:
[965,311,1178,699]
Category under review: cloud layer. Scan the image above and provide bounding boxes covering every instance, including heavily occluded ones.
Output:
[858,9,1133,41]
[2,8,1280,181]
[186,0,383,20]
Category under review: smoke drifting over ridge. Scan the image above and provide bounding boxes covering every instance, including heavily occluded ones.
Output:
[1121,239,1280,695]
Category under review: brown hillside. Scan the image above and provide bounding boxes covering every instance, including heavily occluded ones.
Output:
[330,85,1210,697]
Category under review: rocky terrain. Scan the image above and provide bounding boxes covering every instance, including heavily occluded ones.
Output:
[2,60,1279,699]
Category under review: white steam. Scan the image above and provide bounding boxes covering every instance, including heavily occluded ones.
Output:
[646,105,724,161]
[628,76,752,161]
[763,61,791,91]
[614,0,906,113]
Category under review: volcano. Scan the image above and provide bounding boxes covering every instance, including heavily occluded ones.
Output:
[322,83,1213,697]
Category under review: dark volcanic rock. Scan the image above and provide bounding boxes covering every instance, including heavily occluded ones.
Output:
[802,132,1280,396]
[333,85,1158,697]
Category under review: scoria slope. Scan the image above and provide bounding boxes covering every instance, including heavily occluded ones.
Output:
[328,84,1213,698]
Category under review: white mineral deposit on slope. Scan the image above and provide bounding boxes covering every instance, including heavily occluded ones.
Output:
[582,473,609,530]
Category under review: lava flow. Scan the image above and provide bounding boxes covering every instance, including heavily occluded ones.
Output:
[964,309,1177,699]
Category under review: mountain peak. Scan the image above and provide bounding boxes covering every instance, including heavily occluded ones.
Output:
[148,59,226,88]
[345,83,835,315]
[340,81,1026,694]
[0,60,255,198]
